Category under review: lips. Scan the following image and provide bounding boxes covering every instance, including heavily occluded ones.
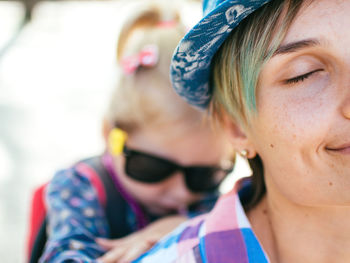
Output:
[159,203,183,213]
[326,143,350,154]
[149,205,179,215]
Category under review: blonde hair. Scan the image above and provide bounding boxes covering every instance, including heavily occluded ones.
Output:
[105,1,204,134]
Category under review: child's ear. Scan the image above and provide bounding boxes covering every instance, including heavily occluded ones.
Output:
[222,113,256,159]
[102,119,111,145]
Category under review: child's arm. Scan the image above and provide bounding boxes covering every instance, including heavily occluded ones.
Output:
[96,215,187,263]
[40,168,109,262]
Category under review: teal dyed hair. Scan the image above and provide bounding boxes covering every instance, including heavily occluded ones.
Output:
[211,0,303,125]
[210,0,305,210]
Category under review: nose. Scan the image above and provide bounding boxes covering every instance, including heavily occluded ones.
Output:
[341,97,350,119]
[164,172,198,205]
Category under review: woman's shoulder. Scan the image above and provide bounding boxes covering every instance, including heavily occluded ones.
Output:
[134,181,269,262]
[133,189,241,263]
[133,213,208,263]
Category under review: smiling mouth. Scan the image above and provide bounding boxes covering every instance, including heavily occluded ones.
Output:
[326,145,350,154]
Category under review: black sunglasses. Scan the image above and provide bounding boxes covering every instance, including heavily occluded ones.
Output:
[123,145,233,193]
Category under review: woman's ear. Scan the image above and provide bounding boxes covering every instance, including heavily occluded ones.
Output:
[222,113,256,159]
[102,119,112,146]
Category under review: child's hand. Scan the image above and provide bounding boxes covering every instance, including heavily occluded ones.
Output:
[96,215,187,263]
[96,236,153,263]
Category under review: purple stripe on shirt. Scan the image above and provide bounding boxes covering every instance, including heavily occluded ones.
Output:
[179,220,205,241]
[204,229,248,263]
[193,245,204,263]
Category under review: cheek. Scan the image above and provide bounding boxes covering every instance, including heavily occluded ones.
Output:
[254,83,334,153]
[250,84,340,204]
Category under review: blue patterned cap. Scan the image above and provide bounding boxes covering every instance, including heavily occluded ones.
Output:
[171,0,272,109]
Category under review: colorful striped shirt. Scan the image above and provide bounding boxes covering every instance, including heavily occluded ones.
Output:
[133,181,269,263]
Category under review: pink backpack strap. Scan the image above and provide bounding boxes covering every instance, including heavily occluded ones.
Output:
[27,183,48,260]
[75,162,107,207]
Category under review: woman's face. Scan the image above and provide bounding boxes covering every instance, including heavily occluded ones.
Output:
[245,0,350,206]
[114,124,229,215]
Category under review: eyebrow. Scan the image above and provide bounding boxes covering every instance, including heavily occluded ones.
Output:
[273,39,320,57]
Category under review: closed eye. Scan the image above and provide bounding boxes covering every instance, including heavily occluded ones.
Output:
[285,69,323,84]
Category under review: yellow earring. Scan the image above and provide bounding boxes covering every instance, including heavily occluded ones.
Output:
[108,128,128,156]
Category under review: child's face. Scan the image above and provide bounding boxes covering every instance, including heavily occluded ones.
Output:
[114,124,229,215]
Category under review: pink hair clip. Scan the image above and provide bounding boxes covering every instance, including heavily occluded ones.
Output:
[121,44,159,75]
[156,20,177,28]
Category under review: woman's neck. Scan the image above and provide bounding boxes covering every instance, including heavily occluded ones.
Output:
[248,187,350,263]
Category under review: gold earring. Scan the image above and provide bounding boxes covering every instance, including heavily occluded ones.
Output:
[240,149,249,158]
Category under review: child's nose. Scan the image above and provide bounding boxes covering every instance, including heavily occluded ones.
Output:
[165,172,198,203]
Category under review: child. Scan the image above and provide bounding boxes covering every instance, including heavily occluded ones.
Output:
[38,2,233,263]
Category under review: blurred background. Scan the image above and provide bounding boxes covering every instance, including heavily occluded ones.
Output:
[0,0,250,262]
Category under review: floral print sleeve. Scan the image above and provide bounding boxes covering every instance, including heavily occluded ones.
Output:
[39,167,109,263]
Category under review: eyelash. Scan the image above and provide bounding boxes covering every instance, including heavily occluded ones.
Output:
[285,69,323,84]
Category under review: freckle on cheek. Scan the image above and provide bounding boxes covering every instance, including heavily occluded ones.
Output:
[270,144,274,148]
[329,182,333,186]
